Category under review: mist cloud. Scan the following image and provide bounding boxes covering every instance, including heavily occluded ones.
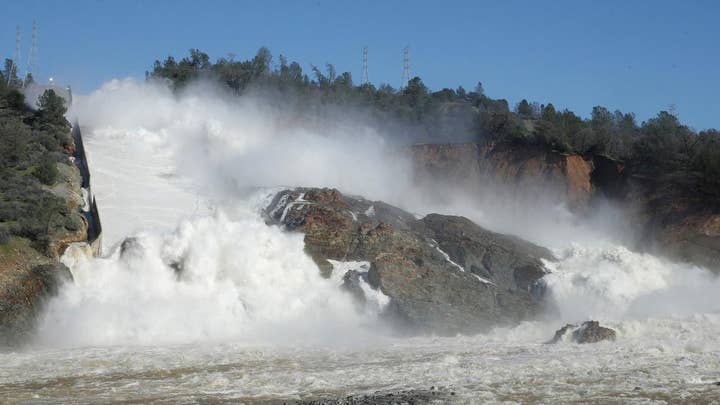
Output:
[51,77,720,347]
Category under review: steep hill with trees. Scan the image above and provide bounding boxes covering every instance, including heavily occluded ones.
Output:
[0,62,88,344]
[148,48,720,198]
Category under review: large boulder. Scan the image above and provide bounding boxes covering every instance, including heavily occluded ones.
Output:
[265,187,554,334]
[416,214,552,319]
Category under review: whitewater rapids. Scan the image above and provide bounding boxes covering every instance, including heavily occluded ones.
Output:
[0,79,718,403]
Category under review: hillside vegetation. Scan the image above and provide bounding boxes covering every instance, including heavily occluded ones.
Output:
[0,61,83,256]
[148,48,720,199]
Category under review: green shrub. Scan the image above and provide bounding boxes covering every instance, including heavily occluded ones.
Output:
[0,224,9,244]
[64,214,83,232]
[0,120,30,166]
[33,157,59,186]
[38,133,60,151]
[0,66,75,258]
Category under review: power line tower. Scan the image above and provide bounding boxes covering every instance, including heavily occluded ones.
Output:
[361,46,369,85]
[8,25,21,85]
[26,19,38,83]
[401,46,409,89]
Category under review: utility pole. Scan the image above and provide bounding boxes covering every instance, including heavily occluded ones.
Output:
[26,19,38,84]
[401,46,409,89]
[9,25,20,86]
[361,46,369,85]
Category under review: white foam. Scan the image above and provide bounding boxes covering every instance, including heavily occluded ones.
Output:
[544,244,720,322]
[327,260,390,316]
[41,202,384,348]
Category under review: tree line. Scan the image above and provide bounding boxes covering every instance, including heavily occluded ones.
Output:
[146,47,713,198]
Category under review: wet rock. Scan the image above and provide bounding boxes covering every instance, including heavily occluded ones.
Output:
[119,237,143,258]
[266,187,554,335]
[168,259,185,275]
[550,321,617,344]
[368,251,499,334]
[341,269,366,304]
[418,214,552,297]
[0,262,72,346]
[296,388,450,404]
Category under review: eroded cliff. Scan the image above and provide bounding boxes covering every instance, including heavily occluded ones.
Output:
[411,142,595,210]
[410,141,720,272]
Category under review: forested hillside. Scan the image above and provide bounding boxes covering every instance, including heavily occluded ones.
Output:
[0,60,83,256]
[149,48,720,198]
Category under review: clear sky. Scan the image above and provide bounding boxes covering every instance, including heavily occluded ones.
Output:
[2,0,719,129]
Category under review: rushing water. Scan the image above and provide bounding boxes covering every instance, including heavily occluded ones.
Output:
[1,80,719,403]
[3,322,720,403]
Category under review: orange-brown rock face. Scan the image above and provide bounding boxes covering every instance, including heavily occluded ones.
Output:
[50,216,90,260]
[563,155,594,209]
[410,142,594,210]
[410,143,482,180]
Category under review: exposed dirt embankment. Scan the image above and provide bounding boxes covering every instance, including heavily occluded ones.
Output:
[410,141,720,272]
[410,142,595,210]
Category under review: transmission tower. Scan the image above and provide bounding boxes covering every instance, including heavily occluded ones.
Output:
[8,25,20,85]
[401,46,409,89]
[361,46,368,85]
[25,20,38,83]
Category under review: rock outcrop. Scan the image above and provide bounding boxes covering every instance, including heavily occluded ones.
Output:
[0,239,72,345]
[265,188,554,334]
[411,141,720,272]
[624,174,720,272]
[410,142,595,210]
[549,321,617,344]
[46,161,92,260]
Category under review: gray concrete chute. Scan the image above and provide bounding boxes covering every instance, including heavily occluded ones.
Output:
[72,121,91,189]
[71,120,102,255]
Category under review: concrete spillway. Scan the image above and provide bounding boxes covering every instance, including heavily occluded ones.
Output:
[71,121,102,255]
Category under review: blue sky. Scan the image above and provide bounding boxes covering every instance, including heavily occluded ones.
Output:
[2,0,719,129]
